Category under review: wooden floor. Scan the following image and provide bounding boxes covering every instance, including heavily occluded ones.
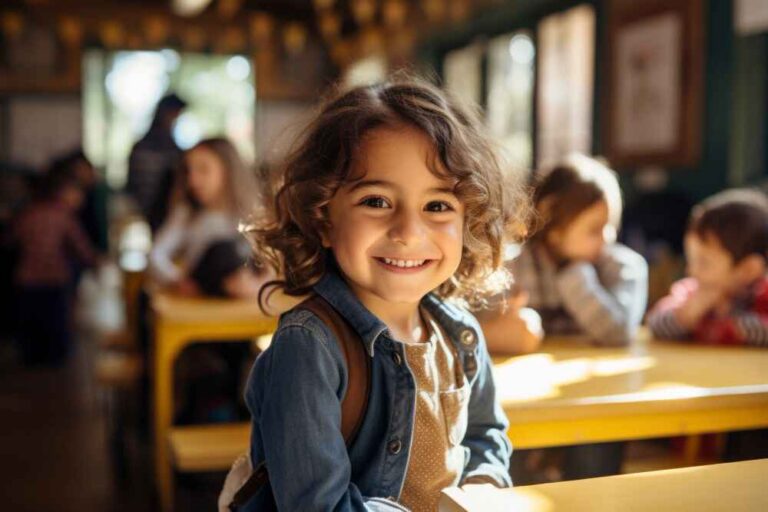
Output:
[0,267,227,512]
[0,339,157,512]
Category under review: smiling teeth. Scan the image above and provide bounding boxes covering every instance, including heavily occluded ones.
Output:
[382,258,426,268]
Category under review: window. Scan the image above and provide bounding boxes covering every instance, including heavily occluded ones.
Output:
[536,4,595,168]
[83,49,256,187]
[486,31,535,172]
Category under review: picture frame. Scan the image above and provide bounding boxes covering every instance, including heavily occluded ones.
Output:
[603,0,704,168]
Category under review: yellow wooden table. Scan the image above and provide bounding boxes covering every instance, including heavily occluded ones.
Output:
[440,458,768,511]
[151,292,278,512]
[495,333,768,449]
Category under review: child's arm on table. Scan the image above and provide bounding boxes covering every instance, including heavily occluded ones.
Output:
[692,285,768,347]
[647,278,719,340]
[476,291,543,355]
[556,248,648,346]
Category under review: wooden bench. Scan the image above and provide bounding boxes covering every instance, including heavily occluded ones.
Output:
[151,292,280,512]
[169,422,250,472]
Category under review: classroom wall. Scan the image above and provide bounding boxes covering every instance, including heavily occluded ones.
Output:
[254,99,314,167]
[1,95,82,171]
[417,0,768,204]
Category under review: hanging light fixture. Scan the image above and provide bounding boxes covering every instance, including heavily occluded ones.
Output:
[283,22,307,55]
[171,0,213,17]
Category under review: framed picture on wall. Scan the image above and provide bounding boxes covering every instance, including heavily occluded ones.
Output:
[603,0,704,168]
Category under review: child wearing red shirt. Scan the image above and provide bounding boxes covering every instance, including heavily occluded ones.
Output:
[648,189,768,346]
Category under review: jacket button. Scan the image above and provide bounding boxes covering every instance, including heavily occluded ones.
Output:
[460,329,476,346]
[392,352,402,366]
[388,439,402,454]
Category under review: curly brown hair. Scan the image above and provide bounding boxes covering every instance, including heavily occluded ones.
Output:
[244,75,528,307]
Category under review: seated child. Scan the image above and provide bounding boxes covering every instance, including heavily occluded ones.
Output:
[648,189,768,346]
[478,154,649,483]
[478,154,648,354]
[12,169,99,365]
[189,238,262,299]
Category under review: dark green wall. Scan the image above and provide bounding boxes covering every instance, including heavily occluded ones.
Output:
[419,0,767,204]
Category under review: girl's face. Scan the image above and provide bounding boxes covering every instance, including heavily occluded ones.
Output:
[323,125,465,307]
[186,147,227,207]
[546,200,610,263]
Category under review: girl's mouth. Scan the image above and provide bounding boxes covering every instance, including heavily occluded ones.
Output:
[374,257,435,273]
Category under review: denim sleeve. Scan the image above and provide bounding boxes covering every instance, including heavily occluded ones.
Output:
[460,319,513,487]
[247,321,408,512]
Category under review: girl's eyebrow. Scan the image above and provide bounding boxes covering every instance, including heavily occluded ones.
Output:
[348,179,393,192]
[348,179,456,195]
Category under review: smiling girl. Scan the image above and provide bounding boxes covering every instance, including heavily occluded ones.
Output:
[234,78,526,511]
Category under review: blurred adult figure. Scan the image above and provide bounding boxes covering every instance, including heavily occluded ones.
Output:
[126,93,187,231]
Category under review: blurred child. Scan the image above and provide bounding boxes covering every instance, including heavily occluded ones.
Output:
[51,150,108,251]
[148,137,258,293]
[647,189,768,346]
[479,154,649,483]
[12,170,99,365]
[189,238,269,300]
[148,138,259,425]
[479,154,648,354]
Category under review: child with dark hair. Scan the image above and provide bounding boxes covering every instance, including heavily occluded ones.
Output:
[12,169,99,365]
[50,149,108,251]
[648,189,768,346]
[190,238,266,299]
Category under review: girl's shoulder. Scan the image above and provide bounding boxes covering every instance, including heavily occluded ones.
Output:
[250,306,346,388]
[275,306,337,344]
[423,295,485,348]
[599,243,648,272]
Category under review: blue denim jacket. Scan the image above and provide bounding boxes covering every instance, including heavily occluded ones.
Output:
[243,270,512,511]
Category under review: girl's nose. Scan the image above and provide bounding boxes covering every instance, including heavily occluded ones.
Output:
[389,209,425,245]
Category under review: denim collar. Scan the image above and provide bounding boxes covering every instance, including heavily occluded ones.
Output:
[312,269,389,357]
[312,268,480,357]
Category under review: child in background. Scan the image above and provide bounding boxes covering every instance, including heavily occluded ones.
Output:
[479,154,648,353]
[12,170,99,365]
[647,189,768,346]
[229,77,521,511]
[189,238,268,299]
[148,137,257,294]
[148,137,258,424]
[478,154,648,483]
[51,149,108,251]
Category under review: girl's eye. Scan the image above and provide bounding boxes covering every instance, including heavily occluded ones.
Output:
[359,196,390,208]
[425,201,454,213]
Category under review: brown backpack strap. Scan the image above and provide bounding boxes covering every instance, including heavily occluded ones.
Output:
[229,294,371,510]
[299,294,371,445]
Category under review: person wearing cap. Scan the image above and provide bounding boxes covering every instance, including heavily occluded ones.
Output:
[126,93,187,231]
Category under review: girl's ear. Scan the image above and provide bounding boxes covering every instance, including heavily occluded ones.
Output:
[736,254,767,283]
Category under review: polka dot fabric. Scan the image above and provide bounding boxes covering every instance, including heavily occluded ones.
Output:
[399,309,469,512]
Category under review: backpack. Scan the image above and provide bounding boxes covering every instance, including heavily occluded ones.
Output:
[219,294,371,511]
